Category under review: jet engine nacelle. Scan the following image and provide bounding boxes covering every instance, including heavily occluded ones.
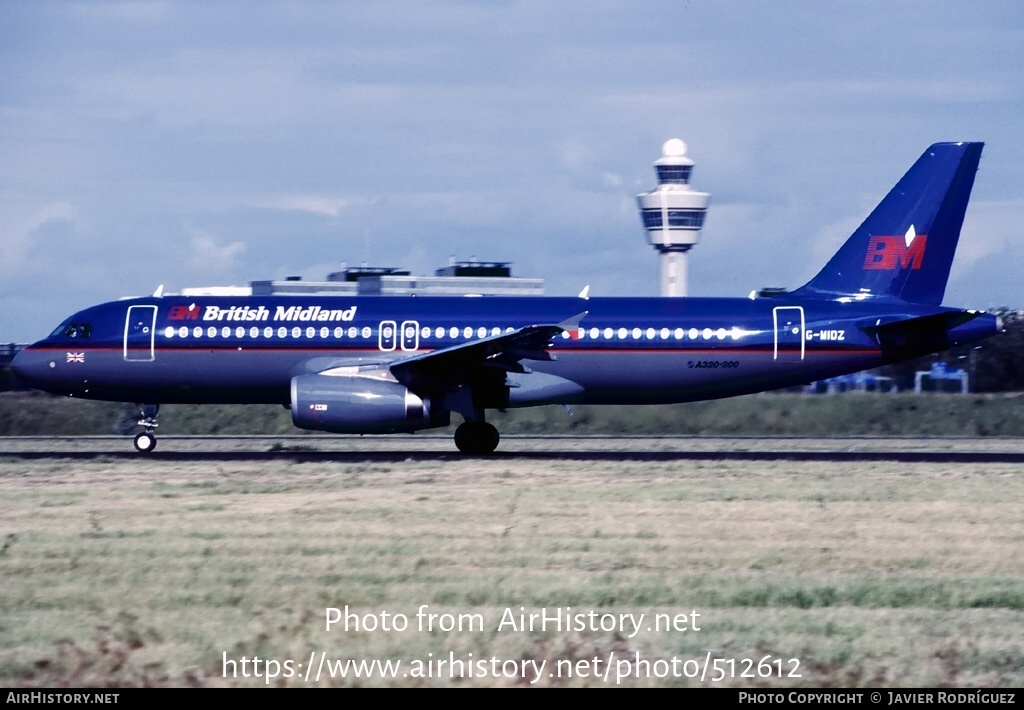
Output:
[290,374,449,434]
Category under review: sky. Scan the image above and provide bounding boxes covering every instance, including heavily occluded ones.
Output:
[2,0,1022,342]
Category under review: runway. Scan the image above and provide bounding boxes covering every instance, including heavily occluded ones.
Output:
[2,435,1024,463]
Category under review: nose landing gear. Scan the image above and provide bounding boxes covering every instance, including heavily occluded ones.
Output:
[133,403,160,453]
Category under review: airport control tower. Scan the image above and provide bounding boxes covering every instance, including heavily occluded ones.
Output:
[636,139,711,297]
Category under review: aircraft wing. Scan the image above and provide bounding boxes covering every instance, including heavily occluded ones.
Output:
[388,311,587,392]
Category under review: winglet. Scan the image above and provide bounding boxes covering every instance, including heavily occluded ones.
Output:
[152,284,165,298]
[558,311,588,330]
[578,285,590,300]
[558,311,588,340]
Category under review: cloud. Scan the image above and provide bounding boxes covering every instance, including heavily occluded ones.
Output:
[955,199,1024,267]
[0,202,80,280]
[2,1,1023,341]
[249,194,362,218]
[188,231,248,272]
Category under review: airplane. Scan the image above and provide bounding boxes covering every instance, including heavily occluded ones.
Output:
[11,142,1003,454]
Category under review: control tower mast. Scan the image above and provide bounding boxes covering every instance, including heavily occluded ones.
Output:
[636,139,711,297]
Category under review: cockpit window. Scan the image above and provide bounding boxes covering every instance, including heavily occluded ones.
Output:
[49,323,93,339]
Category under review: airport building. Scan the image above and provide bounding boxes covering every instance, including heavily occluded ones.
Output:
[184,259,544,298]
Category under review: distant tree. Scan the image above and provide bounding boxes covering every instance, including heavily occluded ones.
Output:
[970,308,1024,392]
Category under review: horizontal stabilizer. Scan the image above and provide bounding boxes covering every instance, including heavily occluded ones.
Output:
[859,310,982,349]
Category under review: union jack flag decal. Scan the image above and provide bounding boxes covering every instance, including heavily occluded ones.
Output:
[66,352,85,363]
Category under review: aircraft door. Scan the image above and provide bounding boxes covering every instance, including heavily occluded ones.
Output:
[124,305,158,362]
[379,320,397,351]
[400,320,420,351]
[773,306,805,361]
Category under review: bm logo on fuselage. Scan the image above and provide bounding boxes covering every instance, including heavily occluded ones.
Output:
[168,305,201,320]
[863,234,927,270]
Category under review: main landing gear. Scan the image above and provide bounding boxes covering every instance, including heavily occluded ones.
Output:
[133,403,160,453]
[454,420,500,455]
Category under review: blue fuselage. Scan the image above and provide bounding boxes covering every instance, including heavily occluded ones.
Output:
[11,294,1000,406]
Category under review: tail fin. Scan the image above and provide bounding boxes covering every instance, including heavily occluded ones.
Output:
[792,142,983,305]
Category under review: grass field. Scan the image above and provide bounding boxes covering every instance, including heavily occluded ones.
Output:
[0,451,1021,687]
[3,391,1024,438]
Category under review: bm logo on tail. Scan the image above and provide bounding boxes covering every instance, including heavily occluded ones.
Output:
[863,225,927,270]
